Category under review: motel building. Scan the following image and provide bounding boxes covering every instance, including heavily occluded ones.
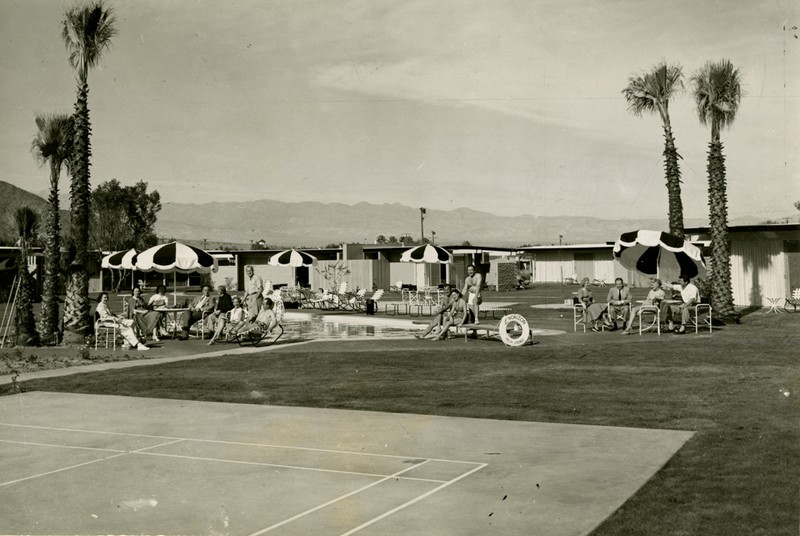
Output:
[78,222,799,310]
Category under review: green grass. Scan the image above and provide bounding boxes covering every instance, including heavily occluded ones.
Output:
[2,305,798,534]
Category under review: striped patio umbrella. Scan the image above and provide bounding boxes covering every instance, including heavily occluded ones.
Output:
[613,230,707,281]
[399,244,452,264]
[135,241,218,274]
[101,248,139,289]
[135,242,218,304]
[268,249,318,267]
[101,248,138,270]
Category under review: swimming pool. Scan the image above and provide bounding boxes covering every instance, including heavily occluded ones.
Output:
[279,312,418,340]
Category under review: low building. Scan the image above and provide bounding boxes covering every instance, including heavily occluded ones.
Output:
[685,223,800,307]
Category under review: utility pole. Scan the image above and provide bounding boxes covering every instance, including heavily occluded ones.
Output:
[420,207,426,244]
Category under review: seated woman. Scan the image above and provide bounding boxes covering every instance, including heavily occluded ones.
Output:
[622,278,666,334]
[206,289,238,345]
[576,277,607,332]
[415,284,453,339]
[128,286,164,342]
[435,289,468,340]
[147,284,170,337]
[95,292,149,350]
[230,297,279,340]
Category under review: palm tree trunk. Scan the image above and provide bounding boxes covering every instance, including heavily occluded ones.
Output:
[706,141,737,319]
[15,242,39,347]
[63,81,92,344]
[38,162,62,345]
[662,122,684,237]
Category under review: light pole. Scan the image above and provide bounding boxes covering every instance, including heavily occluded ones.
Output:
[419,207,426,243]
[431,230,436,245]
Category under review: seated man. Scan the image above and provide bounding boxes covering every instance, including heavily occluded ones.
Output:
[232,297,279,340]
[622,278,666,334]
[176,285,216,340]
[662,274,700,334]
[605,277,631,331]
[415,284,453,339]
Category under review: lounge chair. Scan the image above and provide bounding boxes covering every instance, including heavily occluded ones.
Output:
[785,288,800,313]
[235,323,284,347]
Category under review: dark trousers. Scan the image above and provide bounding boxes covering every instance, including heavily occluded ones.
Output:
[180,310,204,330]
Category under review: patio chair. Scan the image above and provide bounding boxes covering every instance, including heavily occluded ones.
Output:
[94,312,121,350]
[572,302,587,332]
[785,288,800,313]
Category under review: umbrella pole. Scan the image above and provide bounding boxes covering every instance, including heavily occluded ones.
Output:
[173,272,177,306]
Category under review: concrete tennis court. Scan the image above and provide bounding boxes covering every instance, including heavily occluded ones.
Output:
[0,392,692,535]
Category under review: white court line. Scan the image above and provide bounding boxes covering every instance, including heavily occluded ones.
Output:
[339,462,489,536]
[0,438,125,453]
[136,450,448,484]
[0,422,484,465]
[247,460,432,536]
[0,439,183,488]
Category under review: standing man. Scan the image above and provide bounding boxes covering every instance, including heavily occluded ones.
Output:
[663,274,700,334]
[605,277,631,331]
[177,285,216,340]
[461,264,482,325]
[244,265,264,321]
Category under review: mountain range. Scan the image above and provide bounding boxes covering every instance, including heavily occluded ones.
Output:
[155,199,709,247]
[2,180,786,249]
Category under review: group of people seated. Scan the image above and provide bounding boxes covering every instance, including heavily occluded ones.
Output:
[94,278,282,349]
[414,264,484,340]
[577,274,701,335]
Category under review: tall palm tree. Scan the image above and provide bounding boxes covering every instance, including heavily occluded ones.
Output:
[31,113,74,345]
[691,59,742,320]
[60,1,116,345]
[622,62,686,236]
[14,207,40,346]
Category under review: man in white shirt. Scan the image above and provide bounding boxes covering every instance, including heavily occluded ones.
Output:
[663,274,700,334]
[244,265,264,321]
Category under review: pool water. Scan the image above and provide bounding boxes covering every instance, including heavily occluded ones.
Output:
[279,313,417,340]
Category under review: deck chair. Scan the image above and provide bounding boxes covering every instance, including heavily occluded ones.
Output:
[329,282,349,310]
[345,288,367,310]
[235,323,284,346]
[785,288,800,313]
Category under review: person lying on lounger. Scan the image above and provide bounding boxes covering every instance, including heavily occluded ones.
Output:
[229,297,279,340]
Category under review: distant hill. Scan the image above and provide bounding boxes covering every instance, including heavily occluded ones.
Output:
[2,181,785,249]
[0,181,71,245]
[155,198,715,247]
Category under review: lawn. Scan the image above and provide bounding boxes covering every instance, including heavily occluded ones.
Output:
[1,289,798,534]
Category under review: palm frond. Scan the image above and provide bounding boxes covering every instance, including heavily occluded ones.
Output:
[31,113,74,169]
[691,59,742,131]
[622,62,683,118]
[61,1,117,80]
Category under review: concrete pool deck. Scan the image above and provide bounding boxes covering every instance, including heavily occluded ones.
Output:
[0,391,693,535]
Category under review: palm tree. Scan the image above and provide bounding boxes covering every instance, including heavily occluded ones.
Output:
[622,62,686,236]
[691,59,742,320]
[31,113,74,345]
[14,207,40,346]
[60,1,117,345]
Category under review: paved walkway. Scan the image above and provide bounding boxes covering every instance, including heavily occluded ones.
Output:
[0,392,693,535]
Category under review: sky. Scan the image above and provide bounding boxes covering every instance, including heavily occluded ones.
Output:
[1,0,798,222]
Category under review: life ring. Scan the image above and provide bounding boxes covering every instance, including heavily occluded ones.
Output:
[499,314,530,347]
